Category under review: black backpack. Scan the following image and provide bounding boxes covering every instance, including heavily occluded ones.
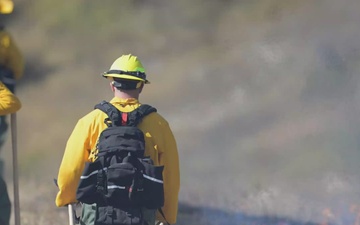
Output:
[76,101,165,225]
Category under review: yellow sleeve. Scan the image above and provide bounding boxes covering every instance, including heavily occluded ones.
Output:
[55,118,92,207]
[156,122,180,224]
[0,81,21,115]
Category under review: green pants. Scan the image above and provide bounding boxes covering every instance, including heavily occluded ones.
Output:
[0,176,11,225]
[80,203,157,225]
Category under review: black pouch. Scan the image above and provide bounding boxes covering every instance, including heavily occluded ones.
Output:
[141,163,165,209]
[128,170,145,206]
[76,161,106,204]
[106,162,135,207]
[95,205,143,225]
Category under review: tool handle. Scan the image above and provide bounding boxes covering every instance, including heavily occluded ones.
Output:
[11,113,21,225]
[68,203,76,225]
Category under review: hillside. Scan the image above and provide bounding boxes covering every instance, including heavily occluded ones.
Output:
[1,0,360,224]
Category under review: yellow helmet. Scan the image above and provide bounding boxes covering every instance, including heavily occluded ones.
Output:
[102,54,150,84]
[0,0,13,14]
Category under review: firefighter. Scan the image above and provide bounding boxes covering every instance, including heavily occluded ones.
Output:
[56,54,180,225]
[0,0,24,170]
[0,80,21,225]
[0,1,24,224]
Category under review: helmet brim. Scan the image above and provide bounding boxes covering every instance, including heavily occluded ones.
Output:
[102,73,150,84]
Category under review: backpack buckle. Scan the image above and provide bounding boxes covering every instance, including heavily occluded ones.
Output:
[128,169,145,206]
[96,169,108,195]
[104,118,112,127]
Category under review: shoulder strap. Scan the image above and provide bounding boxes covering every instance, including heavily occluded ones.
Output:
[127,104,157,127]
[94,101,122,126]
[95,101,157,127]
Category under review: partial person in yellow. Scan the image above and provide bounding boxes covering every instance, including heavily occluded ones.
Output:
[0,81,21,225]
[56,54,180,225]
[0,1,23,225]
[0,0,24,146]
[0,0,23,88]
[0,0,24,173]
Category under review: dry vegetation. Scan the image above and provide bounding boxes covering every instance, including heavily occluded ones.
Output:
[1,0,360,224]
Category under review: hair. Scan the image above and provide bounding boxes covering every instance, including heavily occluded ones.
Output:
[112,78,142,90]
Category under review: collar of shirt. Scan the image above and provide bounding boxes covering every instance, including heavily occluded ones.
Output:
[109,97,141,112]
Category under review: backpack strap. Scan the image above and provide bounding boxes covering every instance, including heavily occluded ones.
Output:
[95,101,157,127]
[94,101,122,126]
[127,104,157,127]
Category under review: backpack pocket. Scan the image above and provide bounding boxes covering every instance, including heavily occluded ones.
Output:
[95,205,143,225]
[76,161,106,204]
[142,163,165,209]
[77,159,165,211]
[106,162,135,207]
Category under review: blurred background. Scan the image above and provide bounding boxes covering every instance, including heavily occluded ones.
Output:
[2,0,360,224]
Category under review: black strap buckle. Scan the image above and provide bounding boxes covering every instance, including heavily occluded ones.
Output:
[96,169,107,195]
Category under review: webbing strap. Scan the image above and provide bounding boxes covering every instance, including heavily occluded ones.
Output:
[94,101,157,127]
[95,101,121,126]
[127,104,157,127]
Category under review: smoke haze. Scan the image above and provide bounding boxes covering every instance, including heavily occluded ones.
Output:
[2,0,360,224]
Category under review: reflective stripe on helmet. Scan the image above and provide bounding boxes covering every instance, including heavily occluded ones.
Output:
[103,70,147,80]
[102,54,150,84]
